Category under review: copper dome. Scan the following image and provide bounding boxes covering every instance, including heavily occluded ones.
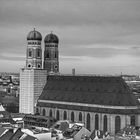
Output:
[44,32,59,43]
[27,28,42,41]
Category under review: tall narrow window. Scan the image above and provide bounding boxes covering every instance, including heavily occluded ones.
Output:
[131,116,135,126]
[86,113,90,130]
[115,116,121,134]
[55,53,57,58]
[71,112,74,122]
[56,110,59,120]
[28,49,32,57]
[63,111,67,120]
[95,114,99,130]
[49,109,52,117]
[42,109,46,116]
[103,115,107,132]
[79,112,82,122]
[46,52,49,58]
[36,108,39,114]
[37,50,40,57]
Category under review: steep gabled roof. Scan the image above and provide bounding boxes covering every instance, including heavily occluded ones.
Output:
[0,129,13,140]
[10,129,24,140]
[38,75,139,106]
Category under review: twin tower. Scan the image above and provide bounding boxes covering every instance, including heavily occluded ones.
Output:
[19,29,59,114]
[26,28,59,74]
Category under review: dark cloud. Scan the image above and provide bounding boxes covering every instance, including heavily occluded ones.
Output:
[0,0,140,74]
[0,0,140,28]
[60,45,140,59]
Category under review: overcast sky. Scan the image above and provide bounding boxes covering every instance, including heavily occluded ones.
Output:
[0,0,140,75]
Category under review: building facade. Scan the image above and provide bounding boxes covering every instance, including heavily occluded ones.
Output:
[20,29,140,134]
[19,29,59,114]
[44,32,59,75]
[37,75,140,134]
[19,29,47,114]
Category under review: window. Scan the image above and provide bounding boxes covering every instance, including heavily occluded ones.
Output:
[63,111,67,120]
[115,116,121,134]
[95,114,99,130]
[28,64,31,68]
[42,109,46,116]
[46,52,49,58]
[86,113,90,130]
[71,112,74,122]
[28,49,32,57]
[79,112,82,122]
[56,110,59,120]
[54,65,58,69]
[49,109,52,117]
[55,53,57,58]
[131,116,135,126]
[36,108,39,113]
[37,50,40,57]
[38,64,41,68]
[103,115,107,132]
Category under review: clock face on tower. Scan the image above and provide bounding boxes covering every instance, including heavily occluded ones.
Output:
[54,64,58,70]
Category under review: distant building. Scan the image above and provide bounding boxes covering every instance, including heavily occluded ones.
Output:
[23,114,56,128]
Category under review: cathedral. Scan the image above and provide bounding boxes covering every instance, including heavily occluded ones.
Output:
[20,29,140,134]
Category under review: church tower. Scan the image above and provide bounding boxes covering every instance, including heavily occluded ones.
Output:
[26,28,42,69]
[19,29,47,114]
[44,32,59,74]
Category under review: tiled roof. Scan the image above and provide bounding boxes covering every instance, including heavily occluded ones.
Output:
[38,75,139,107]
[0,127,6,137]
[10,128,24,140]
[0,129,13,140]
[23,135,37,140]
[63,124,82,138]
[24,114,56,128]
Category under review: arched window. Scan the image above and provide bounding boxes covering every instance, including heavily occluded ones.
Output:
[131,116,135,126]
[86,113,90,130]
[71,112,74,122]
[103,115,107,132]
[37,50,41,57]
[115,116,121,134]
[46,52,49,58]
[63,111,67,120]
[49,109,52,117]
[28,49,32,57]
[55,53,57,58]
[79,112,82,122]
[95,114,99,130]
[37,64,41,68]
[36,108,39,114]
[56,110,59,120]
[42,109,46,116]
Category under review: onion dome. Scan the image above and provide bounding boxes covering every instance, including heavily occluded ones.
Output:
[27,28,42,41]
[44,32,59,43]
